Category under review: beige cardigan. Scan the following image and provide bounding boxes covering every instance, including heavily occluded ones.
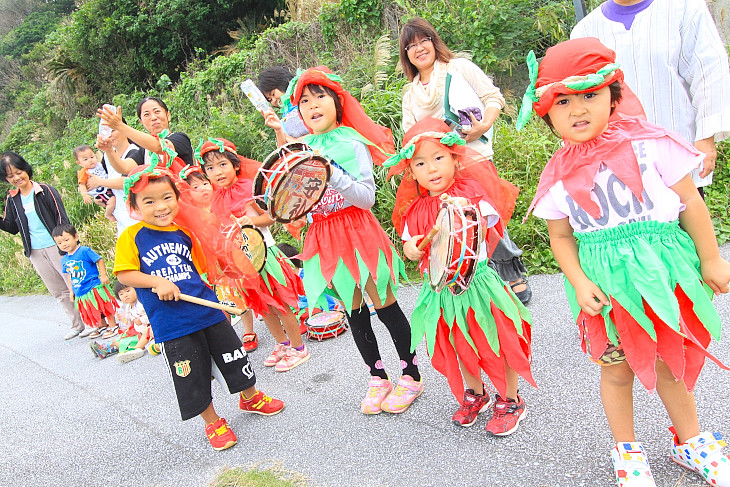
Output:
[401,58,505,158]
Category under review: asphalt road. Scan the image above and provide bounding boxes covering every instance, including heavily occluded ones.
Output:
[1,266,729,487]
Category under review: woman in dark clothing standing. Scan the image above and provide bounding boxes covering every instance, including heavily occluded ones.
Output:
[0,152,85,339]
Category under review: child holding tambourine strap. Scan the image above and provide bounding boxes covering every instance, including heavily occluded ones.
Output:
[265,66,422,415]
[388,116,535,435]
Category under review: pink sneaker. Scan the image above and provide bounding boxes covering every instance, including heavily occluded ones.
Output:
[263,343,289,367]
[274,345,311,372]
[361,376,393,415]
[381,375,423,414]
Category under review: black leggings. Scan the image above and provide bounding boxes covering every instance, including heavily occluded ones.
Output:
[346,301,420,381]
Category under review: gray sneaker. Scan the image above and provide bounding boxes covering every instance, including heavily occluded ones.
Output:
[117,348,145,363]
[78,327,94,338]
[63,329,81,340]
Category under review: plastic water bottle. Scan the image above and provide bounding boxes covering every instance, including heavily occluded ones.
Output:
[240,79,270,114]
[98,104,116,137]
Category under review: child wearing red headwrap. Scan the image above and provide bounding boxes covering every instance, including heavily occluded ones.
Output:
[113,163,285,452]
[519,37,730,486]
[387,116,536,435]
[266,66,422,414]
[196,138,309,373]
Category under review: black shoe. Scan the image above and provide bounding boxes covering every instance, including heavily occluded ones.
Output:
[510,277,532,305]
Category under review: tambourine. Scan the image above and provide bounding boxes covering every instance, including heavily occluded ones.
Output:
[253,142,331,223]
[428,196,484,295]
[222,224,267,274]
[306,310,348,341]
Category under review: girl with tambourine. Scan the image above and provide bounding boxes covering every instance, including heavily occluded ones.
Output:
[265,66,423,415]
[387,117,535,435]
[197,139,309,373]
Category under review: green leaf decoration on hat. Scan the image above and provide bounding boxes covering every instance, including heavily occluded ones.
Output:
[179,164,196,180]
[193,138,205,165]
[209,137,225,153]
[564,62,621,91]
[440,131,466,147]
[123,154,163,202]
[284,68,305,104]
[156,129,178,167]
[383,144,415,168]
[515,51,539,131]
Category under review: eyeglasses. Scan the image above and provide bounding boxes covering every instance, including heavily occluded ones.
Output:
[405,37,432,53]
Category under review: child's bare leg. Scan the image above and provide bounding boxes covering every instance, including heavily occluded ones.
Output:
[655,359,699,443]
[458,359,484,395]
[505,363,519,400]
[601,361,636,442]
[261,309,288,343]
[104,196,117,222]
[363,278,396,310]
[240,386,257,399]
[200,402,220,424]
[277,307,302,348]
[242,310,254,335]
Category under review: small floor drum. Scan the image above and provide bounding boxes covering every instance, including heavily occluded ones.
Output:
[306,310,348,341]
[254,142,330,223]
[428,202,483,295]
[222,224,267,275]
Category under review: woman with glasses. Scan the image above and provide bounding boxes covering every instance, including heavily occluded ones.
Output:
[398,17,532,305]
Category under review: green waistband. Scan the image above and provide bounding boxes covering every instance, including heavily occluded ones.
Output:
[575,220,680,244]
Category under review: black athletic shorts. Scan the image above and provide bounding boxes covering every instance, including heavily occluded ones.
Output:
[162,320,257,420]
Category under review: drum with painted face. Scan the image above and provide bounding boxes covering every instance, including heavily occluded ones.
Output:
[428,198,483,295]
[254,142,331,223]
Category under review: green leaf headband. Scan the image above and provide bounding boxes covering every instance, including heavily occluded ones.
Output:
[515,50,621,130]
[156,129,179,167]
[285,69,344,104]
[123,154,164,202]
[193,137,228,165]
[383,131,465,168]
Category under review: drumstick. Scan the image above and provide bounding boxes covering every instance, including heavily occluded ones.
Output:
[151,288,244,316]
[417,225,440,251]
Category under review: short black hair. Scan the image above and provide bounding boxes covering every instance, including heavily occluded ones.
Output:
[1,151,33,179]
[185,171,208,184]
[136,96,169,119]
[276,242,302,268]
[73,145,94,159]
[114,280,132,298]
[51,223,77,238]
[258,66,294,94]
[202,150,241,176]
[299,84,343,124]
[541,81,623,132]
[128,176,180,210]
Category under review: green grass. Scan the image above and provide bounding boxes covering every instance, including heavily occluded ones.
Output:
[210,465,311,487]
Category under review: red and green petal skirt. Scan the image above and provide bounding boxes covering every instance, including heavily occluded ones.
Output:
[240,245,303,317]
[411,260,536,401]
[301,206,407,314]
[75,283,120,328]
[569,220,728,391]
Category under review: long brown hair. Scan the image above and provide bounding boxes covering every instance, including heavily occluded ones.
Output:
[398,18,454,82]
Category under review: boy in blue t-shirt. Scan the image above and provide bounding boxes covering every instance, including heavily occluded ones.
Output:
[114,164,285,451]
[52,223,119,339]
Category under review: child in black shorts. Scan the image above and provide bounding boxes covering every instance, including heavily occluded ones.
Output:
[113,163,285,451]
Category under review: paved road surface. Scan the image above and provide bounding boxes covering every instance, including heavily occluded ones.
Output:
[1,268,729,487]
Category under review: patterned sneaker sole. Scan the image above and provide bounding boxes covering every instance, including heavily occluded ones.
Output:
[453,399,493,427]
[486,406,527,437]
[117,350,143,363]
[361,405,384,415]
[275,353,311,372]
[211,439,237,451]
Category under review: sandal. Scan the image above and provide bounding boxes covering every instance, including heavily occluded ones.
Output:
[242,333,258,352]
[88,328,105,339]
[509,277,532,305]
[101,326,119,339]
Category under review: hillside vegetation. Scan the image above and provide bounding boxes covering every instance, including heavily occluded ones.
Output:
[0,0,728,294]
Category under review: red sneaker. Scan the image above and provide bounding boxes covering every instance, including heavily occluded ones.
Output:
[239,390,285,416]
[452,389,492,427]
[205,417,237,451]
[242,333,258,352]
[485,394,526,436]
